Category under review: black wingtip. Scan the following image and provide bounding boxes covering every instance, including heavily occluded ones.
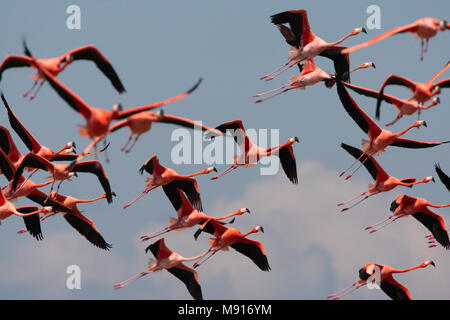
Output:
[193,228,202,241]
[187,77,203,95]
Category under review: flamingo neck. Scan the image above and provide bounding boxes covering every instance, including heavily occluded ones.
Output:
[214,210,243,221]
[75,193,107,204]
[395,123,417,138]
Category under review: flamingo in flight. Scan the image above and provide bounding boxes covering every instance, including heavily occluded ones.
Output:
[342,17,450,60]
[114,238,204,300]
[435,163,450,191]
[205,120,299,183]
[25,42,201,156]
[338,143,434,212]
[344,82,440,126]
[253,60,375,103]
[336,81,449,180]
[11,152,113,203]
[140,186,249,242]
[328,260,435,300]
[193,218,270,271]
[365,194,450,249]
[123,155,216,210]
[16,191,113,250]
[375,61,450,117]
[261,9,366,81]
[0,187,52,240]
[0,42,125,100]
[106,109,221,153]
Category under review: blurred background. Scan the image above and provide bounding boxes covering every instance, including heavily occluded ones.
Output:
[0,0,448,299]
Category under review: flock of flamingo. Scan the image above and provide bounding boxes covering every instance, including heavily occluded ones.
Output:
[0,9,449,300]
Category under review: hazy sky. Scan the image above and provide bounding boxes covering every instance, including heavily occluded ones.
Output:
[0,0,449,300]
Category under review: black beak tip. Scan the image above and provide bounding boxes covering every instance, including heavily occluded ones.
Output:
[213,167,218,173]
[431,261,436,267]
[295,137,299,143]
[423,121,428,127]
[246,208,250,214]
[260,226,264,233]
[432,177,436,183]
[372,63,376,69]
[361,27,367,34]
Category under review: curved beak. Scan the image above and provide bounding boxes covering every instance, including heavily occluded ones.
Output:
[422,121,428,128]
[294,137,299,143]
[246,208,251,214]
[361,27,367,34]
[260,226,264,233]
[430,261,436,267]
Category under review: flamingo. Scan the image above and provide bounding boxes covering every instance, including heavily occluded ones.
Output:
[344,82,440,126]
[365,194,450,249]
[435,163,450,191]
[0,188,52,240]
[338,143,434,212]
[253,60,375,103]
[16,191,113,250]
[328,260,435,300]
[107,109,221,153]
[205,120,299,183]
[11,153,113,203]
[140,187,249,241]
[261,9,366,81]
[342,17,450,60]
[336,80,449,180]
[25,42,201,156]
[375,61,449,116]
[114,238,204,300]
[193,218,270,271]
[123,155,215,210]
[0,42,125,100]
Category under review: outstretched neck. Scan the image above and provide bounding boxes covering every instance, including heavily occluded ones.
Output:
[75,193,107,204]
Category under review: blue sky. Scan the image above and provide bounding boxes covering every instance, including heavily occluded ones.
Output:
[0,0,449,299]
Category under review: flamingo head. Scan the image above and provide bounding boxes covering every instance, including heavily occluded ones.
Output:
[417,120,427,128]
[239,208,250,214]
[156,109,165,118]
[426,176,435,183]
[358,263,377,283]
[353,27,367,34]
[254,225,264,233]
[362,62,376,69]
[43,206,53,213]
[289,137,300,143]
[432,97,440,104]
[205,166,217,173]
[423,260,436,267]
[439,20,448,30]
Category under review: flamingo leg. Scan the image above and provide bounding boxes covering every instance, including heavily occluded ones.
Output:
[210,164,239,180]
[337,191,367,207]
[420,38,424,61]
[345,154,372,180]
[255,88,295,104]
[332,284,363,300]
[23,79,38,98]
[125,134,140,153]
[103,138,110,163]
[260,60,292,80]
[252,84,291,98]
[341,192,379,212]
[114,271,149,290]
[385,113,402,127]
[264,61,299,81]
[123,184,159,209]
[120,134,133,152]
[366,214,405,233]
[193,248,216,269]
[327,282,359,299]
[339,151,367,177]
[140,225,175,242]
[29,79,45,100]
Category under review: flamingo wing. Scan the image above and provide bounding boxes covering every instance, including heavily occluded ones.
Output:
[0,126,22,162]
[433,78,450,89]
[166,263,203,300]
[435,164,450,192]
[270,10,314,48]
[377,75,417,117]
[166,179,202,212]
[336,82,381,137]
[162,185,196,219]
[342,21,419,54]
[71,161,113,203]
[37,62,92,120]
[0,55,34,81]
[12,153,51,190]
[1,94,41,153]
[231,237,271,271]
[428,61,450,84]
[115,78,202,120]
[390,138,449,149]
[139,155,157,175]
[341,143,383,181]
[319,46,350,83]
[26,189,76,214]
[380,278,412,300]
[0,147,16,180]
[343,82,401,119]
[156,113,220,134]
[412,209,450,249]
[206,120,252,153]
[66,45,126,93]
[17,206,42,240]
[63,211,112,250]
[274,145,298,184]
[145,237,172,259]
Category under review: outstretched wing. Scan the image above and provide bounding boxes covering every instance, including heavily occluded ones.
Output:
[412,209,450,249]
[231,237,271,271]
[17,206,42,241]
[380,278,411,300]
[435,163,450,192]
[0,55,34,81]
[66,45,126,93]
[390,138,449,149]
[71,161,113,203]
[270,10,315,48]
[166,263,203,300]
